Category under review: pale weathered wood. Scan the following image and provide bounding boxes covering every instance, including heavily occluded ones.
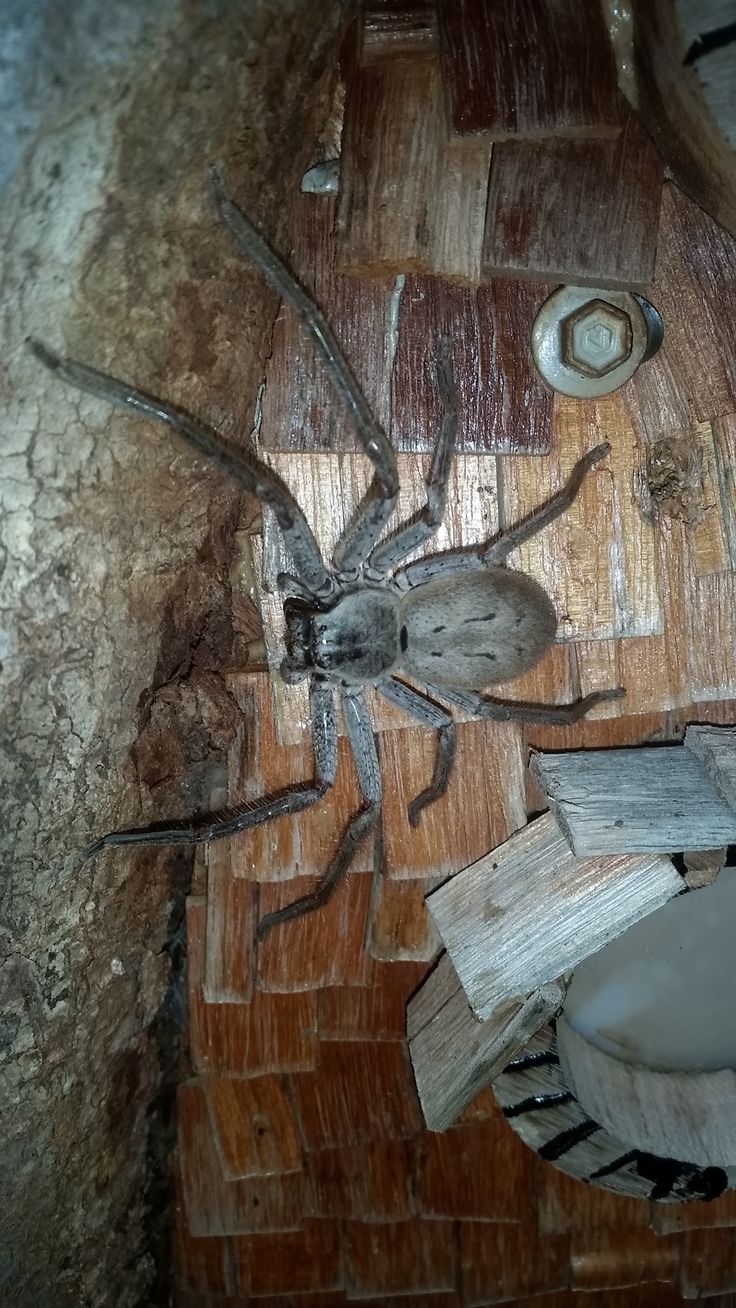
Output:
[557,1015,736,1168]
[683,846,727,889]
[407,951,565,1131]
[531,745,736,856]
[437,0,621,140]
[685,724,736,811]
[498,396,662,642]
[361,1,438,65]
[482,116,662,289]
[427,813,682,1020]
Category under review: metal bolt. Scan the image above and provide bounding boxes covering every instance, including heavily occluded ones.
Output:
[531,286,663,399]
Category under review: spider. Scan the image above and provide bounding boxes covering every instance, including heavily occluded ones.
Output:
[30,164,624,940]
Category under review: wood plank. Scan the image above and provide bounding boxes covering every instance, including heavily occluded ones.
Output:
[685,724,736,811]
[231,1221,342,1297]
[651,1187,736,1233]
[361,1,438,65]
[203,1074,303,1179]
[712,414,736,568]
[378,717,525,879]
[306,1137,413,1222]
[437,0,620,140]
[427,813,682,1019]
[391,276,553,454]
[459,1222,569,1306]
[679,1226,736,1298]
[537,1165,651,1236]
[570,1226,680,1291]
[500,394,662,642]
[337,58,491,280]
[531,745,736,855]
[345,1218,457,1297]
[257,870,375,991]
[366,872,443,962]
[646,182,736,424]
[482,117,662,289]
[204,842,256,1002]
[317,960,427,1041]
[408,951,564,1131]
[413,1117,535,1220]
[178,1080,306,1237]
[290,1040,423,1150]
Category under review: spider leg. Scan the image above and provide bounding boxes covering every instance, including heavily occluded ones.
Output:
[28,339,331,596]
[369,335,458,574]
[256,687,381,940]
[377,678,456,826]
[210,164,400,573]
[484,443,611,567]
[424,683,625,725]
[82,683,338,859]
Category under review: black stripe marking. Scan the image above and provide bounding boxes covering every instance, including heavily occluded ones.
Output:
[590,1150,638,1180]
[465,651,496,661]
[505,1049,560,1072]
[432,624,446,634]
[539,1118,600,1161]
[684,21,736,65]
[503,1091,573,1119]
[466,611,496,623]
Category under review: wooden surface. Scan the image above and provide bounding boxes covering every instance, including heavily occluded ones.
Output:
[175,6,736,1302]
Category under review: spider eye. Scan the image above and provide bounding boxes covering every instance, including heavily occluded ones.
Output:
[400,625,408,652]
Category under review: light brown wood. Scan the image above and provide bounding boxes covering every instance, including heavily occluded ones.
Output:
[482,117,662,289]
[427,813,682,1019]
[203,1074,303,1179]
[204,842,256,1003]
[367,873,443,962]
[257,870,375,991]
[531,744,736,855]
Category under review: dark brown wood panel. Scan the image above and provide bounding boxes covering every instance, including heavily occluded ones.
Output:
[437,0,620,139]
[482,116,663,289]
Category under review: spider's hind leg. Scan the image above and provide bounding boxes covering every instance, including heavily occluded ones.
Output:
[377,678,457,827]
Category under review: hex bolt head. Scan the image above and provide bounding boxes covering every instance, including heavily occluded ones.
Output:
[561,299,633,378]
[530,286,663,399]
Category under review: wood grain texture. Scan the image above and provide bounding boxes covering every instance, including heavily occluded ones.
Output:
[459,1222,570,1305]
[685,724,736,811]
[557,1016,736,1168]
[408,951,564,1131]
[679,1226,736,1298]
[203,1074,303,1179]
[391,276,553,453]
[437,0,620,140]
[482,116,662,289]
[413,1117,535,1221]
[531,745,736,855]
[498,396,662,642]
[289,1040,423,1149]
[651,1186,736,1232]
[366,872,443,962]
[306,1137,413,1222]
[204,846,256,1002]
[231,1221,341,1297]
[257,870,375,991]
[537,1164,652,1236]
[345,1218,457,1297]
[317,960,427,1040]
[337,57,491,280]
[178,1080,306,1237]
[428,813,682,1019]
[187,899,318,1076]
[570,1225,680,1291]
[361,0,438,65]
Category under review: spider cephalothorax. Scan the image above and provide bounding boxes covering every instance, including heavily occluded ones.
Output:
[30,163,623,939]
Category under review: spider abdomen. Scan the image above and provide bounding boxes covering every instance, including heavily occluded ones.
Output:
[399,569,557,689]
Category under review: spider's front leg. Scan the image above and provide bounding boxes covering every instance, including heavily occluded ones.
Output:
[256,687,382,940]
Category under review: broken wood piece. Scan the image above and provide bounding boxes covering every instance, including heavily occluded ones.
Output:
[557,1015,736,1168]
[407,951,564,1131]
[427,812,682,1020]
[683,848,727,890]
[437,0,621,140]
[684,724,736,813]
[530,743,736,856]
[482,116,663,288]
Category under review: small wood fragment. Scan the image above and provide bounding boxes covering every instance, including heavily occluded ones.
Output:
[683,847,726,890]
[437,0,621,139]
[684,723,736,812]
[482,116,662,288]
[427,813,682,1019]
[407,951,564,1130]
[531,744,736,855]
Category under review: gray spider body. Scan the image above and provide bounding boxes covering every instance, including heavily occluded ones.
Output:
[30,163,623,940]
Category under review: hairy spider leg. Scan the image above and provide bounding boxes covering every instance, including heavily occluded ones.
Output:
[369,333,458,574]
[80,683,338,858]
[28,339,331,596]
[256,687,382,939]
[425,683,626,726]
[377,678,456,826]
[209,163,400,574]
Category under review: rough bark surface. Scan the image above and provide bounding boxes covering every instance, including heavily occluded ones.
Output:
[0,2,349,1304]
